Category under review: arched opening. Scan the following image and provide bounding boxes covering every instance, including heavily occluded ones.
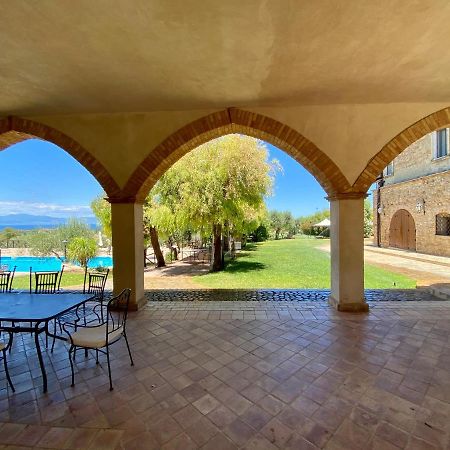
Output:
[104,111,408,310]
[107,109,368,310]
[362,107,450,294]
[0,118,117,291]
[353,106,450,193]
[135,133,336,291]
[121,108,351,202]
[0,116,120,198]
[389,209,416,251]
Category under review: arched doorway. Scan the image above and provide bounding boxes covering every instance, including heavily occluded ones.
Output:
[389,209,416,251]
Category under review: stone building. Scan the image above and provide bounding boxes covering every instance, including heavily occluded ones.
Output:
[373,129,450,256]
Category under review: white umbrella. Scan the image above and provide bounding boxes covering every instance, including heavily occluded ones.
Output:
[313,218,331,227]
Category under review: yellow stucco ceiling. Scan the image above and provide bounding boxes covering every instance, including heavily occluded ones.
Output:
[1,0,450,115]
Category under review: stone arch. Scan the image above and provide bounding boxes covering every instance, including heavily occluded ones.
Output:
[0,116,121,197]
[122,108,351,202]
[353,106,450,192]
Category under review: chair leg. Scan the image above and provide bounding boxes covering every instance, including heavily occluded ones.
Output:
[51,319,57,353]
[51,331,57,353]
[106,346,113,391]
[96,349,99,365]
[68,345,75,387]
[123,332,134,366]
[8,329,14,354]
[3,350,14,392]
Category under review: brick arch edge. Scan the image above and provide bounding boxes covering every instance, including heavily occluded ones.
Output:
[353,106,450,193]
[122,108,353,202]
[0,116,121,198]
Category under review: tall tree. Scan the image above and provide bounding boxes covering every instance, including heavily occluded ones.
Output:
[143,199,175,267]
[153,135,277,271]
[91,195,112,246]
[269,211,284,239]
[364,199,373,238]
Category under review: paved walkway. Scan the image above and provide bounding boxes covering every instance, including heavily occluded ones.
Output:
[1,300,450,449]
[363,245,450,286]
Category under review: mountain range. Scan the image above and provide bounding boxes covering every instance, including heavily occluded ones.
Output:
[0,214,98,230]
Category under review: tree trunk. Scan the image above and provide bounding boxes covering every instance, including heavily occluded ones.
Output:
[230,239,236,259]
[211,223,223,272]
[150,226,165,267]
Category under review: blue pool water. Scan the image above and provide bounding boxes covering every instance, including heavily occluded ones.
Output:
[0,256,113,272]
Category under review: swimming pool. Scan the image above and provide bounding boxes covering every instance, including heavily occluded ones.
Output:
[0,256,113,272]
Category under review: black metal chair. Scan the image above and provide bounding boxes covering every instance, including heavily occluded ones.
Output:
[0,266,16,293]
[29,265,64,294]
[64,289,134,391]
[0,330,15,391]
[30,265,64,347]
[83,267,109,298]
[50,267,109,352]
[83,267,110,321]
[0,267,17,351]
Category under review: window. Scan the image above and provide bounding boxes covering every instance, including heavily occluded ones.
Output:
[383,161,394,177]
[436,213,450,236]
[434,128,449,159]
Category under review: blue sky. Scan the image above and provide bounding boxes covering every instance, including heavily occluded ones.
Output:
[0,139,330,218]
[266,144,329,215]
[0,140,102,217]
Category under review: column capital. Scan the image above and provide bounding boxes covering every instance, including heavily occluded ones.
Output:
[107,196,144,205]
[326,191,368,201]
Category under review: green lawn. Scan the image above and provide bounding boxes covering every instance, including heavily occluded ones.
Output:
[195,238,416,289]
[12,272,88,290]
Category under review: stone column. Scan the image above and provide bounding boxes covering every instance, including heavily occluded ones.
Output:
[328,194,369,312]
[110,201,145,310]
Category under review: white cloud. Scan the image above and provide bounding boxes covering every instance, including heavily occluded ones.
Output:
[0,201,93,217]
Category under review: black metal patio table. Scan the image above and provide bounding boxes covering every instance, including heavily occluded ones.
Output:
[0,293,94,393]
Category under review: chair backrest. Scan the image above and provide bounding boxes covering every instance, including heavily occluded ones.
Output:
[83,267,109,298]
[0,266,16,293]
[30,265,65,294]
[105,289,131,340]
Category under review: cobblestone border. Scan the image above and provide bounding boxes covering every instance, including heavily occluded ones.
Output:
[145,288,443,302]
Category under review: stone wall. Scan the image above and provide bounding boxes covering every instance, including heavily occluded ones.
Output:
[384,132,450,186]
[373,170,450,257]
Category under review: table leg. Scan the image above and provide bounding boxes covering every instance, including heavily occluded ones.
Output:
[34,323,47,393]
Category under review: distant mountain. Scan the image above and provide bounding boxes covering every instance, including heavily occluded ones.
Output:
[0,214,98,230]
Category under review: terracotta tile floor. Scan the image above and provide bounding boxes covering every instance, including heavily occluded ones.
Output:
[1,298,450,449]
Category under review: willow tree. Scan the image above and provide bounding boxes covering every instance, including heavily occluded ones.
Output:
[153,135,277,271]
[143,199,177,267]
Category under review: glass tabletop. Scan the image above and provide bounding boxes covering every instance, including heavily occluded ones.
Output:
[0,293,94,322]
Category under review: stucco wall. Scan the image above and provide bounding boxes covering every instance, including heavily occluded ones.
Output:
[27,102,449,190]
[374,170,450,257]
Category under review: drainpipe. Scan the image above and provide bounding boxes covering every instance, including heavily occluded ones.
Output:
[375,173,385,247]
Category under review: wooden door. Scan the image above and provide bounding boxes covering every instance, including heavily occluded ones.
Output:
[389,209,416,251]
